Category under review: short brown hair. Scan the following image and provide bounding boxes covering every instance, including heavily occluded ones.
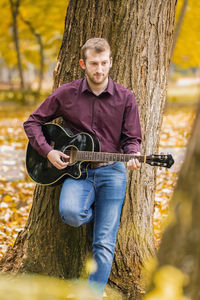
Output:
[81,38,111,61]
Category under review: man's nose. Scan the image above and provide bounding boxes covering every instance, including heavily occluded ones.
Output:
[96,64,103,72]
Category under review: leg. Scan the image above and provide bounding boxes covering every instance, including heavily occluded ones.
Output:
[88,162,127,292]
[59,177,95,227]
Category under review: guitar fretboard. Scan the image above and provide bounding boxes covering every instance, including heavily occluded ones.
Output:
[76,151,147,163]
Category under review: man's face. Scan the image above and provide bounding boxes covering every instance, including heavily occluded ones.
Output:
[80,49,112,86]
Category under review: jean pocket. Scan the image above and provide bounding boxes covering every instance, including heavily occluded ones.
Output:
[110,162,126,173]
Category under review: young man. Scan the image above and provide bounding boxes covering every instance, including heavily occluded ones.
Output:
[24,38,142,298]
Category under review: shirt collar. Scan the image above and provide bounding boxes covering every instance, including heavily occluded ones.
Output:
[81,77,114,96]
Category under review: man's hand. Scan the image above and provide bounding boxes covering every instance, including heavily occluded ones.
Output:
[127,152,141,171]
[47,150,69,170]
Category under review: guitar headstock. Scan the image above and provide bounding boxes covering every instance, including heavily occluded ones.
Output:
[146,153,174,168]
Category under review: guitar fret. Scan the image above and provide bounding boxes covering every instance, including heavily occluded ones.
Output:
[100,152,104,161]
[93,152,96,161]
[125,155,132,162]
[82,151,86,160]
[95,152,98,161]
[102,152,106,162]
[96,152,99,161]
[76,151,148,164]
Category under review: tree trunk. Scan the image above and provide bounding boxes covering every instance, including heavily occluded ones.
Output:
[0,1,177,298]
[171,0,188,57]
[20,15,44,93]
[9,0,25,91]
[20,15,44,102]
[144,101,200,300]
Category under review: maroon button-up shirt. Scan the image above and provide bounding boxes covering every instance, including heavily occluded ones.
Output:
[23,78,142,157]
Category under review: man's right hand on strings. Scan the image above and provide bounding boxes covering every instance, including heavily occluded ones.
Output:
[47,150,69,169]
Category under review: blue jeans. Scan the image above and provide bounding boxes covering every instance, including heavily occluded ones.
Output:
[59,162,127,293]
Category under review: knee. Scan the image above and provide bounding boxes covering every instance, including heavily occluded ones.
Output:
[59,206,83,227]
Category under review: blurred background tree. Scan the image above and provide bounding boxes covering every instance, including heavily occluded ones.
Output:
[0,1,177,300]
[0,0,68,94]
[1,0,200,101]
[144,100,200,300]
[166,0,200,105]
[172,0,200,69]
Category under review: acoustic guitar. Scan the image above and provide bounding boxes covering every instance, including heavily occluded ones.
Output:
[26,123,174,186]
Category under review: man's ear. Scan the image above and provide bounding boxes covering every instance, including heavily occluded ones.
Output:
[79,59,86,70]
[110,57,113,68]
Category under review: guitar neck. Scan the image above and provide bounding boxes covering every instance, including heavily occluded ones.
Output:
[76,151,147,163]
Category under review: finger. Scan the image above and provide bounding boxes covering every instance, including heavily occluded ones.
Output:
[127,159,140,170]
[58,160,69,167]
[135,159,141,168]
[58,152,69,164]
[131,159,137,169]
[54,159,68,169]
[55,163,68,170]
[59,152,69,159]
[127,159,136,169]
[55,163,63,170]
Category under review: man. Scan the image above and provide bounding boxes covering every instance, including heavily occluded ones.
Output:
[24,38,142,299]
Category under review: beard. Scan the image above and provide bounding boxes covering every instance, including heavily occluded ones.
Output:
[85,69,110,86]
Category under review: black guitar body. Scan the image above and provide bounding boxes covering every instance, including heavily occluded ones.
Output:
[26,123,100,185]
[26,123,174,186]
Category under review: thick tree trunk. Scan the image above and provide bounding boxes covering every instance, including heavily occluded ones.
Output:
[144,101,200,300]
[0,1,177,298]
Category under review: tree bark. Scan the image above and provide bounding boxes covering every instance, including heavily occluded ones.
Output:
[0,1,177,298]
[144,100,200,300]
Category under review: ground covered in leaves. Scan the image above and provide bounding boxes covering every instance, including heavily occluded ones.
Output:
[0,103,196,257]
[154,104,196,247]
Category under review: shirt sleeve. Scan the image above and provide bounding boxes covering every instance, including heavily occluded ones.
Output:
[23,91,61,157]
[120,92,142,154]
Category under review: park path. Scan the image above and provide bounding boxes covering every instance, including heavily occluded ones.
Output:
[0,118,26,181]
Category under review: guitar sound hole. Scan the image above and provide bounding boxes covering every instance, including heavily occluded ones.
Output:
[64,146,77,164]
